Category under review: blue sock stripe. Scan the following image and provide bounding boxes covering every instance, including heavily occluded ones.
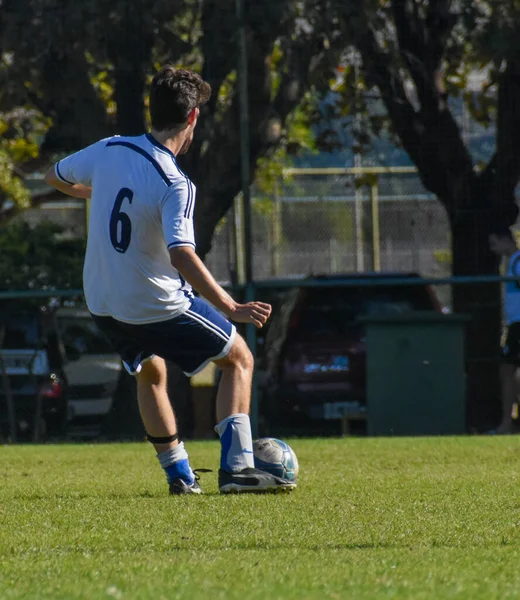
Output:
[220,420,234,471]
[164,458,194,485]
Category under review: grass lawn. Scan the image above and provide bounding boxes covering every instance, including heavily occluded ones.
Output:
[1,437,520,599]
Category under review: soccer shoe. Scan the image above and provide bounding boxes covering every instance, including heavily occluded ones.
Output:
[218,467,297,494]
[169,469,211,495]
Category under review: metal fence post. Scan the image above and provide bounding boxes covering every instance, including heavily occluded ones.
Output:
[245,283,259,438]
[235,0,258,437]
[0,324,17,442]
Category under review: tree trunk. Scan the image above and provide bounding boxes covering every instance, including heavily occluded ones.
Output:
[450,209,502,431]
[41,49,111,151]
[113,61,147,136]
[111,30,150,136]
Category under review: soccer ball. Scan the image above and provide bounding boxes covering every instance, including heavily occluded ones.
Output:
[253,437,299,482]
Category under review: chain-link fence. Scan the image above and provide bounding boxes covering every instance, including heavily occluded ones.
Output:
[206,168,452,284]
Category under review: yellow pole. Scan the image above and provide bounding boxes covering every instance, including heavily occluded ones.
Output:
[284,166,417,176]
[371,182,381,272]
[272,184,282,276]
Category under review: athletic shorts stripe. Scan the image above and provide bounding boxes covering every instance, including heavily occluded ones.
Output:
[91,297,235,377]
[185,310,229,342]
[185,309,230,340]
[187,310,229,339]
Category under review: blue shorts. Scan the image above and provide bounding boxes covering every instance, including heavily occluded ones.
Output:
[91,297,236,376]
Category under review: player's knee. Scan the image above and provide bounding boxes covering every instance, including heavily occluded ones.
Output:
[137,356,167,386]
[218,334,254,373]
[239,344,254,372]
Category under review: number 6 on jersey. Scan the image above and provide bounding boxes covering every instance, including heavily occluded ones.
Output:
[110,187,133,253]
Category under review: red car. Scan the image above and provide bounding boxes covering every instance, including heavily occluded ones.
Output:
[258,273,443,434]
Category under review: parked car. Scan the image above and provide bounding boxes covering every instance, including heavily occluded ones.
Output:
[0,307,72,440]
[56,307,122,431]
[258,273,443,434]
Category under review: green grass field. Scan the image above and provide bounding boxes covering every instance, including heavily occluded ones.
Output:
[1,437,520,599]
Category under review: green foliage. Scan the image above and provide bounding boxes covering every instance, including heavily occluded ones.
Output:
[0,220,85,292]
[2,438,520,598]
[0,150,30,209]
[0,108,51,215]
[85,54,116,117]
[255,93,319,199]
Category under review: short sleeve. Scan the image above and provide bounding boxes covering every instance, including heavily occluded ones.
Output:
[55,137,112,187]
[161,179,196,250]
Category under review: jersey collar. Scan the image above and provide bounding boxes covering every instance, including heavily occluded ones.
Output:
[146,133,177,161]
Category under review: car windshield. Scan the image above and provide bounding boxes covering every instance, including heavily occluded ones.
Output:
[1,316,40,349]
[59,317,114,355]
[297,286,430,336]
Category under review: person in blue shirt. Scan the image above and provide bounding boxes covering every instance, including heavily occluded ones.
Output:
[490,229,520,434]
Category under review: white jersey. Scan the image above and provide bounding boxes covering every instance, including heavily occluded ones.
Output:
[505,250,520,325]
[56,134,196,324]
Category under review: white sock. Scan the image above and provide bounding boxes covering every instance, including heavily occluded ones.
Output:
[156,442,194,484]
[156,441,189,468]
[214,413,255,472]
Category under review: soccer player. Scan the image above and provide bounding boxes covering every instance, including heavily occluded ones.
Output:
[489,229,520,434]
[44,66,295,494]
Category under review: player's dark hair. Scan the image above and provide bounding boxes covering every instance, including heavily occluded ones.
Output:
[149,66,211,131]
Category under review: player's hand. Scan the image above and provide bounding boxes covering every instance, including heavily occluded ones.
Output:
[230,302,272,328]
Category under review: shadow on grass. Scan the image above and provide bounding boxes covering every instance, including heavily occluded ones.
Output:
[7,489,300,500]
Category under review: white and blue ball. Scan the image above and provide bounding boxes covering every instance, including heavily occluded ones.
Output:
[253,437,299,482]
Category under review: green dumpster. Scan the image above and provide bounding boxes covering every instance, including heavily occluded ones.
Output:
[360,312,470,436]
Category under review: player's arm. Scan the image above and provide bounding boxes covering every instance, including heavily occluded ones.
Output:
[169,246,271,328]
[44,166,92,199]
[43,138,111,198]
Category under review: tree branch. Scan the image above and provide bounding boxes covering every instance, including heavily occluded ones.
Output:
[354,2,473,204]
[200,0,237,118]
[392,0,447,113]
[495,58,520,199]
[355,13,424,160]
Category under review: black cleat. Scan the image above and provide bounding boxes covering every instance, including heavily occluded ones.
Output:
[169,469,211,495]
[218,467,297,494]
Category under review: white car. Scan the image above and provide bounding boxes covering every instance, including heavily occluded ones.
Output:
[56,307,122,428]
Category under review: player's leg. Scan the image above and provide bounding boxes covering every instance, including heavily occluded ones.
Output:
[496,325,520,434]
[213,334,255,472]
[214,333,252,420]
[90,314,200,495]
[213,334,295,493]
[497,363,516,434]
[136,356,200,494]
[153,297,294,493]
[137,356,177,447]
